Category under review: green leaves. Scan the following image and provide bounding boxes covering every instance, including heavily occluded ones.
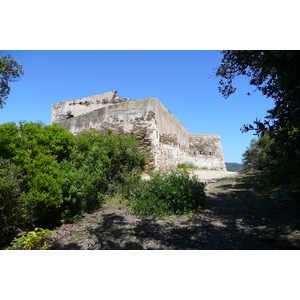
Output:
[61,130,146,215]
[216,50,300,133]
[217,50,300,193]
[0,53,24,108]
[0,123,146,234]
[7,228,55,250]
[242,135,273,171]
[0,158,25,237]
[127,170,206,216]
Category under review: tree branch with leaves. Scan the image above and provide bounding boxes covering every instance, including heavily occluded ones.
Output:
[216,50,300,192]
[0,53,24,109]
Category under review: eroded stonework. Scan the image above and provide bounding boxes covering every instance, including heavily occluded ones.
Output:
[51,91,226,170]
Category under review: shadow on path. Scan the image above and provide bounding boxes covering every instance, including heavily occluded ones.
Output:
[48,175,300,250]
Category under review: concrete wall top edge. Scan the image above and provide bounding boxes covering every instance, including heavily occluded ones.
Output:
[189,134,221,138]
[52,91,118,107]
[148,97,189,131]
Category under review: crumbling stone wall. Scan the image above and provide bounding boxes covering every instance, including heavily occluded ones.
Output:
[51,91,132,124]
[188,134,226,170]
[54,98,158,168]
[52,92,226,171]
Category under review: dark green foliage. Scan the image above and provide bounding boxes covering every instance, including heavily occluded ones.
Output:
[60,130,146,219]
[0,122,146,234]
[266,128,300,193]
[0,122,74,226]
[0,53,24,108]
[0,158,25,238]
[22,153,66,225]
[126,170,206,216]
[242,135,273,171]
[242,132,300,197]
[7,228,55,250]
[216,50,300,193]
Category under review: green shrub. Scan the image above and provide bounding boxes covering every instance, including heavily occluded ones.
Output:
[127,170,206,216]
[177,163,187,169]
[242,131,300,197]
[242,135,273,171]
[60,130,146,218]
[0,158,25,237]
[0,122,146,231]
[7,228,55,250]
[22,153,66,225]
[177,161,197,170]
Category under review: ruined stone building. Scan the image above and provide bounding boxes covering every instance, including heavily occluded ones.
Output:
[51,91,226,170]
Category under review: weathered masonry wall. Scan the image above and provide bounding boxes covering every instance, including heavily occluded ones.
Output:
[55,98,158,166]
[148,98,190,169]
[188,134,226,170]
[52,91,226,170]
[51,91,131,124]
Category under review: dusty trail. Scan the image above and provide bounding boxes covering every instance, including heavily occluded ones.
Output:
[191,170,238,183]
[47,171,300,250]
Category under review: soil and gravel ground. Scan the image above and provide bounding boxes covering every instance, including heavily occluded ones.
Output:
[46,170,300,250]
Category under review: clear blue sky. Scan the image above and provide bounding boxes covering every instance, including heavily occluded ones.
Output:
[2,2,296,292]
[0,50,274,163]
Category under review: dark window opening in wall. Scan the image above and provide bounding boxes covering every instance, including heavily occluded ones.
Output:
[66,111,74,119]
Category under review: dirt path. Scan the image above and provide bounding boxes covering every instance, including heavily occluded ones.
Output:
[47,172,300,250]
[191,170,238,183]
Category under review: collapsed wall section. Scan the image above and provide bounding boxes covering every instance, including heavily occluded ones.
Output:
[51,91,132,124]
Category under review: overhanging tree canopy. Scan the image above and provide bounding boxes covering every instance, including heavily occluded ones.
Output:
[216,50,300,135]
[0,53,24,109]
[216,50,300,190]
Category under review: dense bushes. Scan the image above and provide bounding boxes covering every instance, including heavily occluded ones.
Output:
[7,228,55,250]
[242,135,273,171]
[125,170,206,216]
[59,130,146,220]
[0,121,207,241]
[216,51,300,196]
[242,131,300,198]
[0,122,146,236]
[266,128,300,192]
[0,158,25,236]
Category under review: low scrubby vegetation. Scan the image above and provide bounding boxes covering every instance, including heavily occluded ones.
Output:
[7,228,55,250]
[177,161,198,170]
[0,122,206,247]
[0,122,146,240]
[124,170,206,216]
[242,133,300,199]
